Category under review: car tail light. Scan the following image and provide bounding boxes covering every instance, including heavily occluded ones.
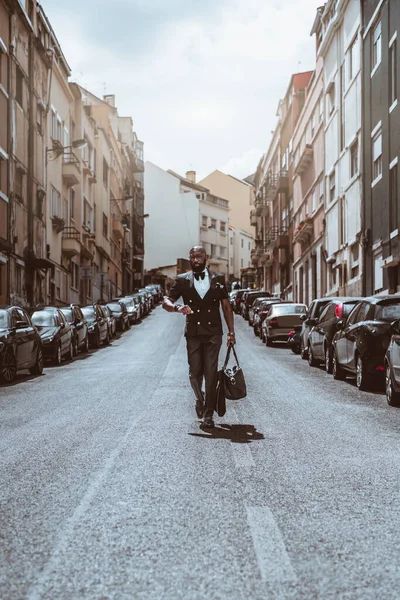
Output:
[262,311,269,315]
[288,330,295,336]
[269,317,279,327]
[376,365,385,371]
[335,303,344,318]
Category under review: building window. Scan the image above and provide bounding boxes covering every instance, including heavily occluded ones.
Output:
[202,215,207,227]
[339,196,346,246]
[37,105,43,135]
[230,237,233,245]
[372,130,382,181]
[319,178,324,204]
[329,171,336,203]
[248,241,251,250]
[84,198,93,231]
[56,269,61,299]
[103,213,108,237]
[241,258,243,268]
[311,189,316,213]
[372,21,382,72]
[15,169,24,201]
[311,113,316,138]
[16,66,23,107]
[374,253,383,292]
[390,162,398,232]
[348,36,358,81]
[15,265,22,295]
[210,244,216,256]
[220,221,226,233]
[63,197,68,221]
[103,158,108,188]
[340,64,345,151]
[241,238,244,248]
[220,246,226,258]
[327,82,335,117]
[210,218,216,230]
[319,96,324,122]
[70,188,75,220]
[51,186,61,217]
[350,140,359,178]
[390,39,397,107]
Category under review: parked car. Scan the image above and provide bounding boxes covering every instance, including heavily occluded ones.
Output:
[307,298,363,372]
[287,329,301,354]
[60,305,89,355]
[0,306,43,383]
[140,288,154,310]
[253,299,283,337]
[102,305,117,338]
[248,296,270,326]
[118,297,139,324]
[384,322,400,406]
[261,303,307,346]
[332,296,400,390]
[81,304,110,348]
[299,297,337,359]
[31,307,73,365]
[242,291,271,321]
[233,290,249,314]
[106,301,130,331]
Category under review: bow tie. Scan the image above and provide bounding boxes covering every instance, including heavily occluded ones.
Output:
[194,271,206,281]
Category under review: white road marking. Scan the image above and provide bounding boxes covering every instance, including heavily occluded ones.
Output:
[246,506,297,586]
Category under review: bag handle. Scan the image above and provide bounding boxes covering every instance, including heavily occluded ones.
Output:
[223,345,240,370]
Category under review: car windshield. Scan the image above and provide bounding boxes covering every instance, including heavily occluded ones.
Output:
[108,303,122,312]
[81,307,95,321]
[375,303,400,321]
[31,312,56,326]
[273,305,306,315]
[123,300,133,308]
[60,309,73,323]
[0,310,8,328]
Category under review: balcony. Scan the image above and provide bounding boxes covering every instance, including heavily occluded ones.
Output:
[276,169,289,193]
[294,144,313,176]
[266,227,289,250]
[62,151,80,187]
[62,227,81,257]
[112,217,124,240]
[251,249,259,265]
[294,218,313,245]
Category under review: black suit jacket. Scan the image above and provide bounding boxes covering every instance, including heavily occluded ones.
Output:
[168,270,229,337]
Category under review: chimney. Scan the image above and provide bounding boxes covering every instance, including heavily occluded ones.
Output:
[103,94,116,107]
[186,170,196,183]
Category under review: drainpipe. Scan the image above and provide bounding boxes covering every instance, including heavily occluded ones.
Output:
[26,30,35,306]
[6,8,13,304]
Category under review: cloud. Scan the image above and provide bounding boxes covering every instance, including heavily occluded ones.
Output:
[42,0,319,178]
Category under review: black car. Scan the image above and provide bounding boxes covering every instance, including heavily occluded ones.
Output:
[307,298,363,372]
[0,306,43,383]
[241,291,271,321]
[81,304,110,348]
[31,307,74,365]
[233,290,249,314]
[299,297,338,359]
[60,305,89,355]
[106,301,130,331]
[332,296,400,390]
[253,299,283,337]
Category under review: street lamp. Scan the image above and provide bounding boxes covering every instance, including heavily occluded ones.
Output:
[46,138,87,163]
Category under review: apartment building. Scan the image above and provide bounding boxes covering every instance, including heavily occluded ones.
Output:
[320,0,363,297]
[362,0,400,295]
[198,170,255,282]
[292,10,326,304]
[0,0,11,304]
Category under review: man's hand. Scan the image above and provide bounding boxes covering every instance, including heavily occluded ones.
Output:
[176,305,193,315]
[227,332,236,346]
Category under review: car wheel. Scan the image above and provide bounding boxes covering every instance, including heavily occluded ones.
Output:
[325,345,333,374]
[332,350,345,380]
[104,331,110,346]
[73,336,79,357]
[300,342,308,360]
[93,332,100,349]
[29,347,44,376]
[0,349,17,383]
[83,335,89,353]
[385,362,400,407]
[308,344,318,367]
[356,354,370,391]
[54,343,62,366]
[253,325,258,337]
[266,335,273,347]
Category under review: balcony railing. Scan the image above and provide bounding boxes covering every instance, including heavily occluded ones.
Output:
[61,226,81,257]
[266,226,289,249]
[294,218,313,245]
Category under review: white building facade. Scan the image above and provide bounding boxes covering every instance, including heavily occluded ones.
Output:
[229,227,253,281]
[320,0,363,296]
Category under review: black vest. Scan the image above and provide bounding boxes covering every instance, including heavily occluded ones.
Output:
[173,271,227,337]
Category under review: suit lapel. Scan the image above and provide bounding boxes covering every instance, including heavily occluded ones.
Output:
[202,269,216,301]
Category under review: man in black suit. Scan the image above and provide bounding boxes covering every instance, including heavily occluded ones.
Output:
[163,246,235,428]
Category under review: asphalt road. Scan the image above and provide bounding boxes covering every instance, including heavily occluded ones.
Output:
[2,306,400,599]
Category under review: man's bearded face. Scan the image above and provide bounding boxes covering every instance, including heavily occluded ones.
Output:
[189,249,207,272]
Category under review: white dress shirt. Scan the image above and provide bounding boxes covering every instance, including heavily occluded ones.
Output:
[193,269,210,299]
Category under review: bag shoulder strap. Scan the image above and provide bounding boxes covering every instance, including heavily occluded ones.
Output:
[223,346,240,369]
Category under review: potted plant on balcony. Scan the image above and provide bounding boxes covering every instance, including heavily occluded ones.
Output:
[51,215,65,234]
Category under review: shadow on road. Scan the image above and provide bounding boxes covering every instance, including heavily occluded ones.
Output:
[189,423,264,444]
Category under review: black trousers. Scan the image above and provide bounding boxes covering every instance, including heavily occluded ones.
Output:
[186,334,222,418]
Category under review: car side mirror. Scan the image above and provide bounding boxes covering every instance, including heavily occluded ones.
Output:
[390,320,400,334]
[300,314,307,321]
[15,320,27,329]
[60,322,65,329]
[336,319,344,330]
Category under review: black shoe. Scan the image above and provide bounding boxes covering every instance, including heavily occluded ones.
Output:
[195,402,204,419]
[201,417,215,429]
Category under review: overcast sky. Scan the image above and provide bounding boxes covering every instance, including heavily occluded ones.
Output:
[41,0,320,180]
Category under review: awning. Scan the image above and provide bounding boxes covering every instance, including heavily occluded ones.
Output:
[26,257,54,270]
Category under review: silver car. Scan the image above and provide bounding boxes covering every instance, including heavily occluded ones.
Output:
[261,303,307,346]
